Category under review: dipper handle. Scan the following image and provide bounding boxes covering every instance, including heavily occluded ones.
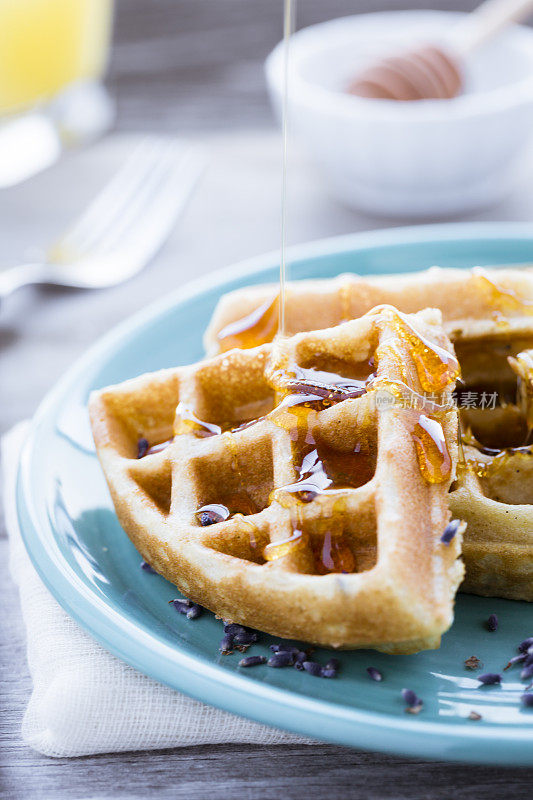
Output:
[454,0,533,57]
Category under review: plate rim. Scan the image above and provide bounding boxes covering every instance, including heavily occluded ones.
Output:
[17,221,533,765]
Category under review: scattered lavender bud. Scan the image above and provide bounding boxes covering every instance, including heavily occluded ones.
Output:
[302,661,323,677]
[440,519,461,545]
[293,652,307,670]
[464,656,482,670]
[223,622,247,636]
[518,637,533,653]
[239,655,267,668]
[468,711,482,721]
[270,644,300,655]
[233,630,259,646]
[140,560,157,574]
[325,658,340,672]
[268,651,294,668]
[137,438,149,459]
[321,668,337,678]
[521,664,533,681]
[401,688,421,707]
[367,667,383,682]
[199,510,224,526]
[478,673,501,686]
[486,614,498,632]
[521,693,533,707]
[186,604,203,620]
[504,654,526,670]
[219,633,234,654]
[170,598,192,615]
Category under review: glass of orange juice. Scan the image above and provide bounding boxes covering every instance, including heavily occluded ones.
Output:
[0,0,114,185]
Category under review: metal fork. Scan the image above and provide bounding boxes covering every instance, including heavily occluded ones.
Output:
[0,137,203,300]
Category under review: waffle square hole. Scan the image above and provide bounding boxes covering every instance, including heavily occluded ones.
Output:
[129,457,172,515]
[192,432,274,521]
[200,519,270,565]
[456,335,533,450]
[101,372,180,459]
[287,338,375,402]
[192,349,276,432]
[264,508,378,576]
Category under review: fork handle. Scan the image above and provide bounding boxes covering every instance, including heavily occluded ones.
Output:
[0,263,48,300]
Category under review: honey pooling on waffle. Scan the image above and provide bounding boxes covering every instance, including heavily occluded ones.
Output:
[216,294,279,352]
[264,524,357,575]
[370,306,460,485]
[459,345,533,488]
[268,367,376,504]
[411,414,452,484]
[472,267,533,318]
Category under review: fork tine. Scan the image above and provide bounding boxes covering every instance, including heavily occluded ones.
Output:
[51,138,167,259]
[87,140,180,255]
[84,142,201,262]
[98,147,203,267]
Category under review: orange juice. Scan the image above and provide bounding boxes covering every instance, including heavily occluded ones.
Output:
[0,0,113,114]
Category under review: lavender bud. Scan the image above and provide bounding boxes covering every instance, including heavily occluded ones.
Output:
[521,693,533,707]
[233,630,259,646]
[440,519,461,545]
[140,560,157,573]
[504,654,526,670]
[186,604,203,619]
[325,658,340,672]
[268,651,294,668]
[239,655,266,668]
[478,673,501,686]
[402,688,420,707]
[223,622,247,636]
[521,664,533,681]
[321,668,337,678]
[367,667,383,682]
[171,598,192,615]
[219,633,234,653]
[137,438,149,459]
[486,614,498,632]
[518,637,533,653]
[302,661,323,677]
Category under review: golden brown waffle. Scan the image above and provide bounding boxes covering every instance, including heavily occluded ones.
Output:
[205,266,533,601]
[205,266,533,354]
[90,306,463,653]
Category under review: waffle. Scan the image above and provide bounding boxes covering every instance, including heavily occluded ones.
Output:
[205,266,533,601]
[90,306,463,653]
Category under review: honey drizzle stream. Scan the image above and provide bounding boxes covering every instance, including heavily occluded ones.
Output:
[279,0,295,339]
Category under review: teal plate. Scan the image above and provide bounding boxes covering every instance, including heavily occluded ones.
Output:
[18,223,533,765]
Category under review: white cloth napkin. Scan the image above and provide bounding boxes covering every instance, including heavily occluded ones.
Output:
[3,423,313,757]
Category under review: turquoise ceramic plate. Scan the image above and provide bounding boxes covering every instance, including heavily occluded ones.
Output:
[18,223,533,765]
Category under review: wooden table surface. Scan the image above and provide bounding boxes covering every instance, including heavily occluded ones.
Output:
[2,1,533,797]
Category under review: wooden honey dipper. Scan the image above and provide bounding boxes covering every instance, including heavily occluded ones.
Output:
[348,0,533,101]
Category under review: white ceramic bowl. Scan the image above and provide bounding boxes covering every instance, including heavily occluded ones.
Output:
[265,10,533,218]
